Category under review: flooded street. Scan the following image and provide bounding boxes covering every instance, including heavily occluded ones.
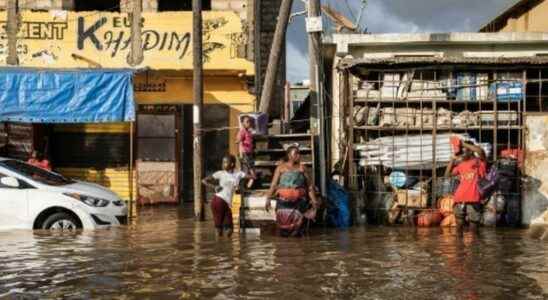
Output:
[1,207,548,300]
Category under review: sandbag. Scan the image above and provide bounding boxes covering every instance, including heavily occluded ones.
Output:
[440,214,456,227]
[417,210,443,227]
[438,196,454,217]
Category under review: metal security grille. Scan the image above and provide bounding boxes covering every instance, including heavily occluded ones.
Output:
[342,64,548,225]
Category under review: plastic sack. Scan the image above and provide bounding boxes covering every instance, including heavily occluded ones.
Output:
[438,196,454,217]
[440,214,456,227]
[417,210,443,227]
[326,180,351,228]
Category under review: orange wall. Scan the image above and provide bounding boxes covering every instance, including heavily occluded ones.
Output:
[500,0,548,32]
[135,74,255,155]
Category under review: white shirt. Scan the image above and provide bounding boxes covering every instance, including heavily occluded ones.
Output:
[213,170,246,207]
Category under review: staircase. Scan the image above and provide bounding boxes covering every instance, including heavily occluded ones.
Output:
[239,133,315,230]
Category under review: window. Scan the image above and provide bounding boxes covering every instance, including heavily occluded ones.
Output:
[74,0,120,12]
[0,172,27,189]
[0,172,9,188]
[0,160,73,186]
[157,0,211,11]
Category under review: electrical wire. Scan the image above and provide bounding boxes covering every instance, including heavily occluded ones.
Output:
[343,0,357,22]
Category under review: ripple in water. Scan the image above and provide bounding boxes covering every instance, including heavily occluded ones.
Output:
[0,207,547,299]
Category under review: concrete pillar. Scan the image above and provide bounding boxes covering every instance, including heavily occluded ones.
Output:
[331,55,343,169]
[122,0,157,12]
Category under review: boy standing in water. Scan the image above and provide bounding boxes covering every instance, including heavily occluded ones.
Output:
[445,137,487,234]
[202,155,247,237]
[237,115,256,188]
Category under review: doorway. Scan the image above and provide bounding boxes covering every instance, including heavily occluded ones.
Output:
[181,104,229,202]
[136,105,181,205]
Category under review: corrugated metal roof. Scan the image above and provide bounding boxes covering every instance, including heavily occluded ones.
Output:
[339,56,548,70]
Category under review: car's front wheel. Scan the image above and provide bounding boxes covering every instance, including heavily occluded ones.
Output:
[41,212,81,230]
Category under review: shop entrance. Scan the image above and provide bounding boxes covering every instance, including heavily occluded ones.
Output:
[181,104,229,202]
[136,105,181,205]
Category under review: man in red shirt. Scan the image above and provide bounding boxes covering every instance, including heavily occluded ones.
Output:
[445,139,486,234]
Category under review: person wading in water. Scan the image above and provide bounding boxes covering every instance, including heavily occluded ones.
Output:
[445,138,487,235]
[203,155,251,238]
[265,144,318,237]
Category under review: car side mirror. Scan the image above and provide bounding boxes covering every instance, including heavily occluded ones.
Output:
[1,176,20,188]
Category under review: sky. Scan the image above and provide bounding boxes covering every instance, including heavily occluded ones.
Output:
[286,0,518,83]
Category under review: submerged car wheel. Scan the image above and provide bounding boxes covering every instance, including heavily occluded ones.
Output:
[42,212,81,230]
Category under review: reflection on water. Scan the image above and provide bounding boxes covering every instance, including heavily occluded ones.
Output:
[1,206,547,299]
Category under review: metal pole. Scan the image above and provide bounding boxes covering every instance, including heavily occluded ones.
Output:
[128,0,143,66]
[284,81,291,133]
[308,0,327,196]
[193,0,205,221]
[128,122,134,222]
[258,0,294,114]
[6,0,18,65]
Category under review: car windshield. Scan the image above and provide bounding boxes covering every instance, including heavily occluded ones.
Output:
[1,160,75,186]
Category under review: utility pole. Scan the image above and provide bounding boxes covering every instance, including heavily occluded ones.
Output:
[6,0,18,65]
[193,0,205,220]
[128,0,143,66]
[258,0,294,114]
[307,0,327,196]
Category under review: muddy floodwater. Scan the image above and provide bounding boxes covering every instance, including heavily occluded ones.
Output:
[1,207,548,299]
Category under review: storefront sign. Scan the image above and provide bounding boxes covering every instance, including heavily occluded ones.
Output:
[0,11,253,73]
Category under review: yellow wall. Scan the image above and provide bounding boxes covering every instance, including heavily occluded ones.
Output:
[500,1,548,32]
[134,73,255,154]
[0,11,254,75]
[56,168,136,200]
[54,72,255,200]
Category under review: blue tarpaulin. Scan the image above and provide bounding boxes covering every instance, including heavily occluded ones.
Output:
[0,69,135,123]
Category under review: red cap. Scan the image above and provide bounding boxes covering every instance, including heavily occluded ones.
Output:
[450,136,461,154]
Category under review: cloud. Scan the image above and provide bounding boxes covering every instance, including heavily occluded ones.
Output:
[286,40,309,83]
[285,0,518,82]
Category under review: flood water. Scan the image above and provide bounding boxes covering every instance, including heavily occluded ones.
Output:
[1,207,548,300]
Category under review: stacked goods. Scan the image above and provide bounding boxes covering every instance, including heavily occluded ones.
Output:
[415,109,434,128]
[353,105,380,126]
[436,108,452,128]
[379,107,416,127]
[489,73,523,102]
[478,111,519,126]
[454,73,490,101]
[453,110,479,127]
[407,80,447,99]
[381,73,401,99]
[356,81,381,99]
[356,72,505,102]
[353,105,513,128]
[356,133,491,170]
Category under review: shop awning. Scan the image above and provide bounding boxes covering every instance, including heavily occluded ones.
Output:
[0,69,135,123]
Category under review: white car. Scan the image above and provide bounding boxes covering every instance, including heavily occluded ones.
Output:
[0,157,128,231]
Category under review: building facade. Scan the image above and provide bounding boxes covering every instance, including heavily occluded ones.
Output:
[0,0,286,205]
[480,0,548,32]
[325,32,548,225]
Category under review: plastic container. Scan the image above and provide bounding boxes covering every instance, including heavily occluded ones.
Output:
[239,112,268,135]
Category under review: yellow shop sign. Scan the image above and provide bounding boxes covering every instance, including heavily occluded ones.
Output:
[0,11,253,74]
